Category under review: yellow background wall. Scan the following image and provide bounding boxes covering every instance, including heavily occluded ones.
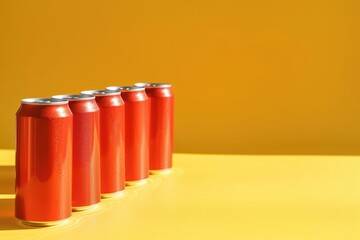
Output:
[0,0,359,154]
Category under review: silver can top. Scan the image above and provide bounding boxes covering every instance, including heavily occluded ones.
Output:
[106,86,144,91]
[80,90,120,96]
[134,83,171,88]
[21,98,68,105]
[52,94,95,101]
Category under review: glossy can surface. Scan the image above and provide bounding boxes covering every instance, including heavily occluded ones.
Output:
[81,90,125,196]
[52,94,101,210]
[106,86,149,182]
[134,83,174,172]
[15,98,73,224]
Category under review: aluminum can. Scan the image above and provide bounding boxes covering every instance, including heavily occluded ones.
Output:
[106,86,149,186]
[134,83,174,175]
[81,90,125,198]
[52,94,100,210]
[16,98,72,226]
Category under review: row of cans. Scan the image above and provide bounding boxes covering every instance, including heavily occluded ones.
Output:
[15,83,174,227]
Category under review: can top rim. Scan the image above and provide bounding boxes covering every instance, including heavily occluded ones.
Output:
[80,90,120,96]
[21,98,68,105]
[52,94,95,101]
[134,83,172,88]
[106,86,144,91]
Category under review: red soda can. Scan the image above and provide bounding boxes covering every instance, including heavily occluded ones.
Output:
[81,90,125,198]
[52,94,101,211]
[134,83,174,175]
[106,86,149,186]
[16,98,72,227]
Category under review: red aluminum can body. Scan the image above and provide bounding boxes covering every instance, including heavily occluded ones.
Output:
[81,90,125,197]
[52,94,101,210]
[15,98,73,225]
[135,83,174,173]
[106,86,149,184]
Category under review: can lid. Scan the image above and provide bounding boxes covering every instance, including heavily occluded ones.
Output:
[106,86,144,91]
[52,94,95,101]
[134,83,171,88]
[133,83,148,87]
[80,90,120,96]
[21,98,68,105]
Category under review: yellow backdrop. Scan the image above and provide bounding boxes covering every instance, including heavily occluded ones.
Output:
[0,0,359,154]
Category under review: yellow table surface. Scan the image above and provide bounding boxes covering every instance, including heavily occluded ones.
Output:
[1,149,360,240]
